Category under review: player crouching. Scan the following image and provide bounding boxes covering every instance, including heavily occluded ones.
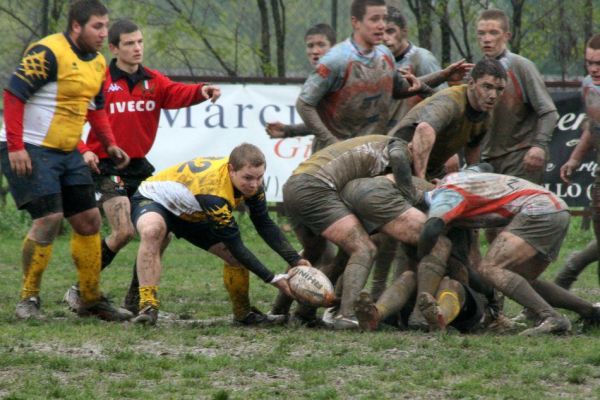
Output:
[129,143,308,325]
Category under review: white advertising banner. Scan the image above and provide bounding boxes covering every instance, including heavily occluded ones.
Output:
[146,83,309,202]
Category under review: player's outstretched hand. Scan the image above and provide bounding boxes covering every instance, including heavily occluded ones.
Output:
[400,69,422,93]
[201,84,221,103]
[560,158,581,184]
[82,150,100,174]
[444,59,474,84]
[8,149,32,177]
[266,122,286,138]
[107,145,130,170]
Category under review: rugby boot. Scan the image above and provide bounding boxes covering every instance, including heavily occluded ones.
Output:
[234,307,286,326]
[486,313,526,334]
[511,307,539,326]
[519,314,572,336]
[79,296,134,322]
[332,315,359,330]
[63,284,84,313]
[407,306,429,331]
[15,296,44,320]
[321,305,339,326]
[417,292,446,331]
[354,292,381,331]
[581,303,600,330]
[132,305,159,325]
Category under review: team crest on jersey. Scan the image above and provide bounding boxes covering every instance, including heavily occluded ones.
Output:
[140,80,155,95]
[20,50,48,80]
[107,83,122,92]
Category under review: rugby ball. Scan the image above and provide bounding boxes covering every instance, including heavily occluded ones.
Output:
[288,266,336,307]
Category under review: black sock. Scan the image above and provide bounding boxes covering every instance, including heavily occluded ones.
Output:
[101,239,117,270]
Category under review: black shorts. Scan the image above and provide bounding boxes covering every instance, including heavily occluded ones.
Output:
[130,192,222,250]
[94,158,155,203]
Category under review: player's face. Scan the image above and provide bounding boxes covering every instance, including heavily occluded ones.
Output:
[351,5,387,49]
[112,31,144,68]
[229,164,265,197]
[468,74,506,112]
[75,14,109,53]
[476,19,510,58]
[585,47,600,85]
[383,22,407,56]
[305,34,332,66]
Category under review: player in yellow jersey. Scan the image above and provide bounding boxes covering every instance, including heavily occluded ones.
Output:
[0,0,131,321]
[129,143,308,325]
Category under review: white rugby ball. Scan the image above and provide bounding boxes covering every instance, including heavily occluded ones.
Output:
[288,266,336,307]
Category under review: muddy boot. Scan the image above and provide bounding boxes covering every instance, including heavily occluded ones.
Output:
[554,240,597,289]
[417,292,445,331]
[354,292,381,331]
[132,305,159,325]
[15,296,44,320]
[519,314,572,336]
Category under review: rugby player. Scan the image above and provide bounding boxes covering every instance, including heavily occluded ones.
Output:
[0,0,132,321]
[556,33,600,289]
[476,9,558,184]
[280,134,414,329]
[129,144,308,325]
[418,171,600,335]
[63,19,220,314]
[265,23,336,153]
[389,58,506,180]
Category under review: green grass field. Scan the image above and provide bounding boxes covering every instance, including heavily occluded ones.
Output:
[0,203,599,399]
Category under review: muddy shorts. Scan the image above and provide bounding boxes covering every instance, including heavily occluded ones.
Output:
[130,192,221,250]
[340,176,412,234]
[282,174,351,235]
[505,210,570,261]
[484,148,545,184]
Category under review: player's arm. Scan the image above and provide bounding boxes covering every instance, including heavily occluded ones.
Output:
[245,189,306,266]
[296,98,338,147]
[517,62,559,171]
[199,195,291,287]
[411,122,437,179]
[419,59,473,89]
[157,71,220,108]
[561,120,593,183]
[86,107,129,170]
[393,69,430,99]
[265,122,311,139]
[4,44,58,176]
[387,138,417,203]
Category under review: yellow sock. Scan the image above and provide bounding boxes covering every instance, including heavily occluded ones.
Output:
[21,237,53,299]
[223,264,250,320]
[139,286,159,309]
[437,290,461,324]
[71,232,101,304]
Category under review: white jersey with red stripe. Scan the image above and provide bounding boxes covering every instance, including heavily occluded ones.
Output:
[425,172,567,228]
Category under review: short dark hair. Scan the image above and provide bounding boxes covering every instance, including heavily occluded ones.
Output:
[229,143,266,171]
[109,19,140,47]
[305,23,336,46]
[471,58,507,81]
[351,0,386,21]
[477,9,510,32]
[587,34,600,50]
[67,0,109,33]
[387,6,407,30]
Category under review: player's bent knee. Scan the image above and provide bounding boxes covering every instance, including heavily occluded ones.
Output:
[69,208,102,235]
